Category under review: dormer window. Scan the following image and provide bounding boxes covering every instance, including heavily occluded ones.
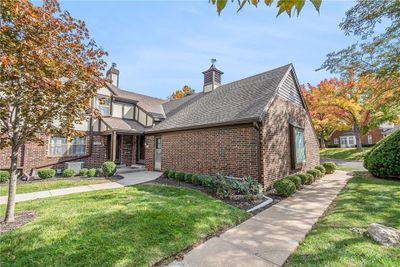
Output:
[95,95,110,116]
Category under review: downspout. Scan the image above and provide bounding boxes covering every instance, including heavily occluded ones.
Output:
[30,118,94,176]
[253,121,263,187]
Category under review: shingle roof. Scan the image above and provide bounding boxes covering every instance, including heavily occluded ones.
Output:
[162,93,203,116]
[106,83,167,119]
[102,117,145,133]
[149,64,291,133]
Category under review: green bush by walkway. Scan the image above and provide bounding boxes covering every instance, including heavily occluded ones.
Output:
[364,129,400,178]
[0,185,248,266]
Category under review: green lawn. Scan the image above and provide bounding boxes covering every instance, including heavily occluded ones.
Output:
[0,184,248,266]
[286,176,400,267]
[0,179,112,196]
[320,147,371,161]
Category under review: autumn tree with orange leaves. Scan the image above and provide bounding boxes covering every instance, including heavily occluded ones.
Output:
[0,0,107,223]
[305,75,399,149]
[170,85,195,100]
[302,81,343,148]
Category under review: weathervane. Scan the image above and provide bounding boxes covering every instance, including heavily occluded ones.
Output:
[211,58,217,64]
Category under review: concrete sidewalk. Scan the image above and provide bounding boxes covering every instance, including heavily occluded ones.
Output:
[0,171,161,205]
[170,171,352,267]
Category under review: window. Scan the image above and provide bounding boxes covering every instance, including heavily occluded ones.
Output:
[95,95,110,116]
[348,136,355,145]
[368,135,373,144]
[49,137,86,156]
[333,138,339,145]
[290,125,305,169]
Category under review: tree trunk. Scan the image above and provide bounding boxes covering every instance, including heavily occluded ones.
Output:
[4,148,19,223]
[320,133,326,149]
[353,124,363,150]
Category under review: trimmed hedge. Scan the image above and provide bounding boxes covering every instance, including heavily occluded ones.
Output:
[364,129,400,178]
[87,168,97,177]
[322,162,336,174]
[314,169,322,178]
[63,168,76,177]
[297,173,311,185]
[315,165,326,175]
[102,161,117,177]
[38,168,56,179]
[273,179,296,197]
[163,169,170,177]
[0,171,10,182]
[175,172,185,181]
[307,169,319,179]
[79,168,89,176]
[168,171,175,179]
[286,175,302,189]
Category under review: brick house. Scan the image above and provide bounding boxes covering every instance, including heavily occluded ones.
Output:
[0,63,320,188]
[327,122,399,148]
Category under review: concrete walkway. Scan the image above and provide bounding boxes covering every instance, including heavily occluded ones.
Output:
[0,171,161,205]
[321,158,366,171]
[170,171,352,267]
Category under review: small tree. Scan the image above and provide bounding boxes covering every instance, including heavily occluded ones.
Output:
[170,85,195,100]
[0,0,107,223]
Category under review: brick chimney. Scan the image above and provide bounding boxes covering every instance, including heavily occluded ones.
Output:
[202,63,223,93]
[106,63,120,87]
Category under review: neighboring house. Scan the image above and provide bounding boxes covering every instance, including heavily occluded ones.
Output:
[328,123,399,148]
[0,63,320,188]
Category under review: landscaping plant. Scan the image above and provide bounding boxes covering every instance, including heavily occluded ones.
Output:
[175,172,185,182]
[307,169,319,180]
[286,175,302,189]
[314,169,323,178]
[102,161,117,177]
[0,171,10,183]
[184,173,193,183]
[297,173,311,185]
[168,170,175,179]
[273,179,296,197]
[315,165,326,175]
[63,169,76,178]
[364,130,400,178]
[87,169,97,177]
[79,168,89,177]
[37,168,56,179]
[322,162,337,174]
[163,169,170,177]
[240,177,263,200]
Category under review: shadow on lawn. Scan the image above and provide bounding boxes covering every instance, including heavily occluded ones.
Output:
[0,185,245,267]
[286,176,400,266]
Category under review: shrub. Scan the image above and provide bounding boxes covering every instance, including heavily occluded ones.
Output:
[87,168,97,177]
[286,175,302,189]
[37,168,56,179]
[203,176,217,190]
[273,179,296,197]
[63,168,76,177]
[191,174,202,185]
[307,169,319,179]
[184,173,193,183]
[0,171,10,182]
[240,177,263,200]
[296,173,309,185]
[215,174,233,198]
[364,129,400,177]
[163,169,170,177]
[304,173,314,184]
[315,165,326,175]
[314,169,322,178]
[175,172,185,181]
[102,161,117,177]
[168,170,175,179]
[322,162,337,174]
[79,168,88,177]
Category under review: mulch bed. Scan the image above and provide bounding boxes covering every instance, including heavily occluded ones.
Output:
[149,177,282,213]
[0,212,37,233]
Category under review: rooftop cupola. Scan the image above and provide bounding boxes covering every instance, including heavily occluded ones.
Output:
[106,62,120,87]
[202,60,223,93]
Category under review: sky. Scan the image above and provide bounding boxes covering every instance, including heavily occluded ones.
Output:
[56,0,358,99]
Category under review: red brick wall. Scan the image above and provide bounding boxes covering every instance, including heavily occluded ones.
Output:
[0,134,109,175]
[260,96,320,188]
[145,125,260,179]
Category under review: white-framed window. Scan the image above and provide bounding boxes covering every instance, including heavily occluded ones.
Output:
[49,137,86,156]
[368,135,373,144]
[348,136,355,145]
[333,138,339,145]
[95,95,110,116]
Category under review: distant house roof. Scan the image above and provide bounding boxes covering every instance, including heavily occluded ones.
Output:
[383,125,400,135]
[149,64,292,133]
[106,83,167,119]
[101,117,145,133]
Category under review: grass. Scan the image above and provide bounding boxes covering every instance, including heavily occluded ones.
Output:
[0,184,248,266]
[286,176,400,267]
[0,179,112,196]
[320,147,371,161]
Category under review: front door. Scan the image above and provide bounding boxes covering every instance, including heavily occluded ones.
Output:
[154,137,161,171]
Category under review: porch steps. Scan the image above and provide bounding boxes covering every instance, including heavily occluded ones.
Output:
[116,164,146,174]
